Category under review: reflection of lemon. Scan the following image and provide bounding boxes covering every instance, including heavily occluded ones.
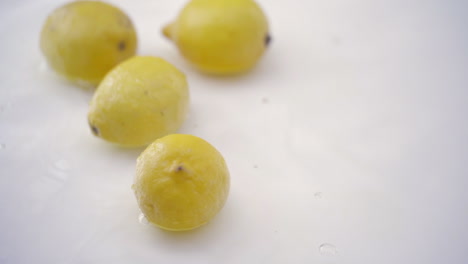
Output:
[163,0,270,75]
[133,134,230,231]
[40,1,137,87]
[88,56,189,147]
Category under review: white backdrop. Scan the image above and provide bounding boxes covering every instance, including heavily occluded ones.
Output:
[0,0,467,263]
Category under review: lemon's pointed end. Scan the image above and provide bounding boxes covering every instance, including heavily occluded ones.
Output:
[162,22,175,40]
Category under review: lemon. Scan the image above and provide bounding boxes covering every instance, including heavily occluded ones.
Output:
[133,134,230,231]
[40,1,137,87]
[88,56,189,147]
[163,0,270,75]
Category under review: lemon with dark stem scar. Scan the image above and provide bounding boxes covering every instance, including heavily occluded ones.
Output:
[163,0,271,75]
[40,1,137,87]
[133,134,230,231]
[88,56,189,147]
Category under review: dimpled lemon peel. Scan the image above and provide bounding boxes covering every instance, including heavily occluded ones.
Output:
[133,134,230,231]
[88,56,189,147]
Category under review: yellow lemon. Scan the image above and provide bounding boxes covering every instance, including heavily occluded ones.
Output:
[133,134,230,231]
[40,1,137,87]
[163,0,270,75]
[88,56,189,147]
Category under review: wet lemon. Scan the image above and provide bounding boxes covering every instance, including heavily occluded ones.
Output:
[163,0,270,75]
[88,56,189,147]
[40,1,137,87]
[133,134,230,231]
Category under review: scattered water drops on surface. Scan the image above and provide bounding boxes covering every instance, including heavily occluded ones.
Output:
[54,159,70,171]
[319,243,337,256]
[139,213,149,225]
[253,164,258,168]
[0,143,6,149]
[314,192,323,199]
[261,97,269,104]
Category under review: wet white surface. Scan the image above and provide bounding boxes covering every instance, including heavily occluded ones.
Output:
[1,0,467,263]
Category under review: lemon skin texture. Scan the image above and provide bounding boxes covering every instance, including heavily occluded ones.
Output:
[40,1,137,87]
[133,134,230,231]
[88,56,189,147]
[163,0,270,75]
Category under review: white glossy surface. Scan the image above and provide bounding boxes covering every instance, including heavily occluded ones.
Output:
[1,0,467,263]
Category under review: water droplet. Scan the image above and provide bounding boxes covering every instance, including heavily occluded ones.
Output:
[314,192,322,199]
[319,243,337,256]
[54,159,70,171]
[262,97,269,104]
[138,213,149,225]
[253,164,258,169]
[0,143,6,149]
